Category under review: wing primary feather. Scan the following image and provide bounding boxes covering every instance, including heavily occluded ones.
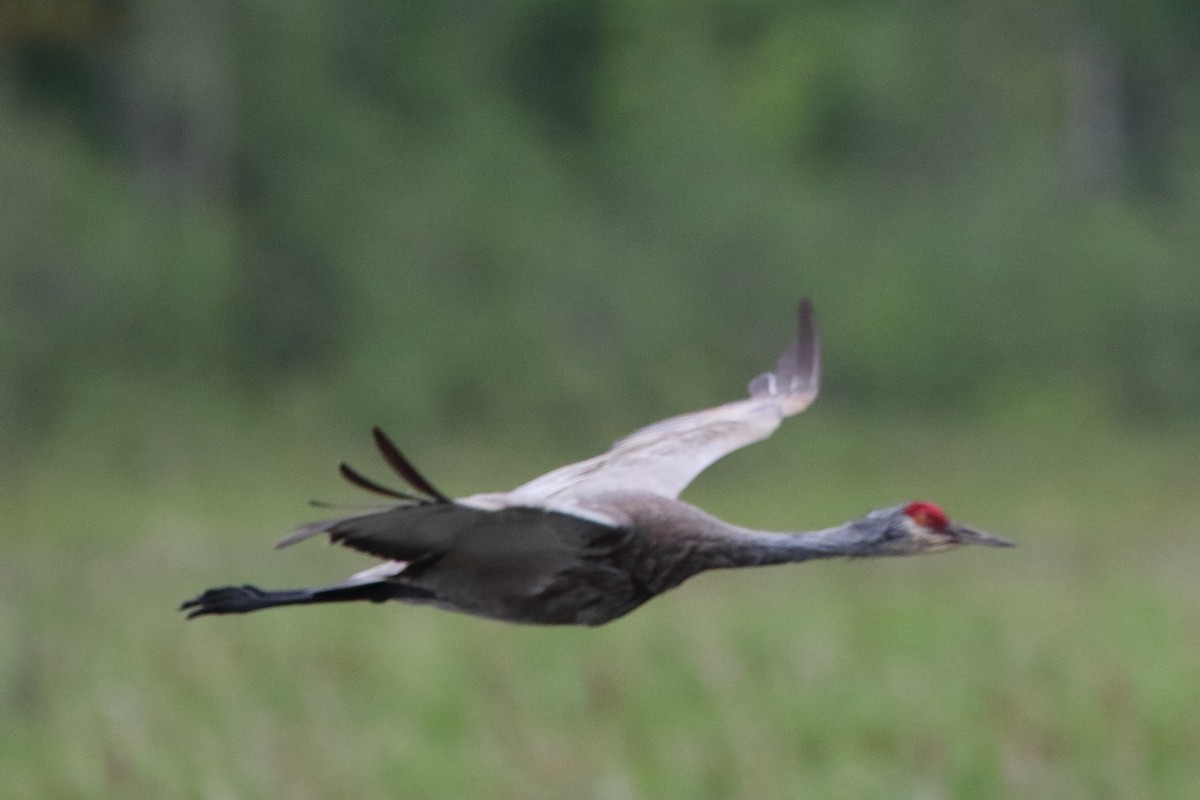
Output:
[782,297,819,392]
[338,461,418,500]
[371,426,451,502]
[749,299,819,399]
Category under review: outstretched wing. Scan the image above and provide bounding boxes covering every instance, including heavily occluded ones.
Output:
[275,426,619,561]
[510,300,820,502]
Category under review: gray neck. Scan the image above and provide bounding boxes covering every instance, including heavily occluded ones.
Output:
[695,521,876,570]
[602,493,881,592]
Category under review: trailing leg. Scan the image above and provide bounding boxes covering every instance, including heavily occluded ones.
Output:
[180,580,430,619]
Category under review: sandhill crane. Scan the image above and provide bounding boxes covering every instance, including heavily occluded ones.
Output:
[182,301,1012,626]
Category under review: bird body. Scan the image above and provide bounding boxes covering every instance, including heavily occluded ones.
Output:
[183,301,1012,626]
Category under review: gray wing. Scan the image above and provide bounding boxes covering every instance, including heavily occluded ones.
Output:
[510,300,820,502]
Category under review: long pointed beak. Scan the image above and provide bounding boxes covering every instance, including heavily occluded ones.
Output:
[950,523,1015,548]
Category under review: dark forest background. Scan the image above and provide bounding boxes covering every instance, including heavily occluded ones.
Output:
[3,0,1198,461]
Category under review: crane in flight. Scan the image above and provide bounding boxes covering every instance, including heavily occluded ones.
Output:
[182,300,1012,626]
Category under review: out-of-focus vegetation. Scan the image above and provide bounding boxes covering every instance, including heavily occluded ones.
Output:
[3,0,1199,455]
[6,417,1200,799]
[3,1,1199,798]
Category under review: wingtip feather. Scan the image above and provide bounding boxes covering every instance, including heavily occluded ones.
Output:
[748,299,820,409]
[371,427,451,503]
[338,461,417,501]
[792,297,819,389]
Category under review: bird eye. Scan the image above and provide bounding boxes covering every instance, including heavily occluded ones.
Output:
[904,501,949,531]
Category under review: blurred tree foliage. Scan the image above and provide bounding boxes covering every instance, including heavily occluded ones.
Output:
[1,0,1198,455]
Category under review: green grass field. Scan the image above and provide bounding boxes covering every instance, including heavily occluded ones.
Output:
[4,411,1198,799]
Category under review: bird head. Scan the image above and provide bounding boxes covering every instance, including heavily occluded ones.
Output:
[858,501,1014,556]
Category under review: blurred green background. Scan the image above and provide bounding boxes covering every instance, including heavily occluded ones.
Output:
[3,1,1199,798]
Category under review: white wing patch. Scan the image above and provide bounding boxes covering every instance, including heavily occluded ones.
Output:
[348,560,408,583]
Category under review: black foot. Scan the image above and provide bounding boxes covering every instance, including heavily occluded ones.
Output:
[180,584,306,618]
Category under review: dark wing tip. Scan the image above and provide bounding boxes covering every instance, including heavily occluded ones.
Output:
[278,428,449,550]
[798,298,815,343]
[338,461,417,501]
[751,299,820,399]
[371,427,450,503]
[792,298,819,379]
